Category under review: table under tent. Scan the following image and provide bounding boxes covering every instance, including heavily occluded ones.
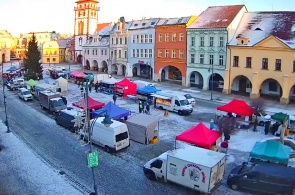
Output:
[114,78,137,98]
[175,122,222,151]
[69,71,86,84]
[92,102,131,121]
[54,77,68,94]
[126,114,160,144]
[101,77,118,94]
[135,86,161,102]
[72,97,105,119]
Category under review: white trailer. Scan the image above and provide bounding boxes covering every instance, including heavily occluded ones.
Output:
[152,92,193,115]
[143,146,226,194]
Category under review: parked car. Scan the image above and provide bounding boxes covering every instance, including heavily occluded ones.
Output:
[227,162,295,194]
[18,88,33,101]
[253,112,270,126]
[55,108,84,132]
[184,94,196,106]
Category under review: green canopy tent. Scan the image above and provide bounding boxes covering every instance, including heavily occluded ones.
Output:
[271,112,289,123]
[250,140,291,164]
[25,79,39,87]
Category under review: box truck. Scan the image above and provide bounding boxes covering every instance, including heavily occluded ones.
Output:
[33,83,61,99]
[152,92,193,115]
[143,146,226,194]
[39,90,67,114]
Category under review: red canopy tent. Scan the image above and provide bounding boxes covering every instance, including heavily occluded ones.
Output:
[217,99,254,116]
[115,78,137,98]
[72,97,105,110]
[175,122,222,149]
[69,71,79,77]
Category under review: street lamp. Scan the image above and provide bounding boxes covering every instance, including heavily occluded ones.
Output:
[208,64,214,101]
[1,62,10,133]
[84,74,113,195]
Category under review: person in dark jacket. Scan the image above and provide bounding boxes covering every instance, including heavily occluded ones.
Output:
[264,120,271,135]
[113,93,117,105]
[139,101,144,113]
[145,103,150,115]
[94,82,99,92]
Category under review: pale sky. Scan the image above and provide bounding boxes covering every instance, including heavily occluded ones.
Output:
[0,0,293,36]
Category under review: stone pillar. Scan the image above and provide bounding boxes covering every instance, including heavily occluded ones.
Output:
[280,75,290,104]
[90,66,94,71]
[107,63,112,74]
[222,69,231,94]
[126,63,133,77]
[117,65,123,76]
[181,77,186,87]
[154,73,160,82]
[250,72,260,99]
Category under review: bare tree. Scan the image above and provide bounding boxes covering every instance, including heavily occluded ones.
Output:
[217,116,236,141]
[250,100,266,131]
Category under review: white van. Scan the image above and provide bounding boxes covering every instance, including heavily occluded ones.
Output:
[91,117,130,153]
[18,88,33,101]
[134,80,155,89]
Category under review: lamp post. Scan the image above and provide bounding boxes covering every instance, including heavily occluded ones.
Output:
[84,75,113,195]
[1,62,10,133]
[208,64,214,101]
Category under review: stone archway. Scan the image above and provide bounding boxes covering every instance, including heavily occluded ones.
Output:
[159,65,183,85]
[289,84,295,103]
[189,71,203,89]
[85,60,90,70]
[133,66,138,77]
[117,64,126,76]
[101,61,108,73]
[259,78,282,101]
[208,73,224,92]
[132,63,152,79]
[231,75,252,95]
[77,54,82,64]
[92,60,98,71]
[111,64,118,74]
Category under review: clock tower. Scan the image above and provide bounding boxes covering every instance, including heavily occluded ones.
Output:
[74,0,99,63]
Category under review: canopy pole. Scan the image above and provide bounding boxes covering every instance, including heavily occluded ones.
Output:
[174,139,176,149]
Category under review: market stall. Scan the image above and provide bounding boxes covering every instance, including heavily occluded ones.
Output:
[25,79,38,87]
[115,78,137,98]
[135,86,161,102]
[175,122,222,149]
[101,77,118,94]
[55,77,68,93]
[72,97,105,110]
[250,140,291,164]
[92,102,131,120]
[126,114,159,144]
[69,71,86,84]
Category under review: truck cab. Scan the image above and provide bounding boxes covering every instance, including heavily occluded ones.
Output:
[143,153,167,181]
[39,90,66,113]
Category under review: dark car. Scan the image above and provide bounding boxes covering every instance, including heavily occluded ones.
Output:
[227,162,295,194]
[55,108,84,133]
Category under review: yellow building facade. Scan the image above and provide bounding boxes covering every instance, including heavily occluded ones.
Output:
[223,12,295,104]
[42,41,60,64]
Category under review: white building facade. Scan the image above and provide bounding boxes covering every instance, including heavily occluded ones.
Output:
[186,5,247,90]
[127,18,159,79]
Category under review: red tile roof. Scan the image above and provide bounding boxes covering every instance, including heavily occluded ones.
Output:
[96,23,112,33]
[188,5,245,29]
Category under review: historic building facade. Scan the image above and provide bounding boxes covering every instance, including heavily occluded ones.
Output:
[109,17,133,76]
[82,25,113,71]
[186,5,247,90]
[224,12,295,104]
[0,30,13,62]
[127,18,160,79]
[154,16,197,86]
[74,0,99,64]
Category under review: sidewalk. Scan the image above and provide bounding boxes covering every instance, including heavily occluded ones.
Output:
[0,122,84,195]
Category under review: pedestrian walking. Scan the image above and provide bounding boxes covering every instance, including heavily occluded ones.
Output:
[139,101,143,113]
[88,83,92,93]
[113,93,117,105]
[145,103,150,115]
[94,82,99,92]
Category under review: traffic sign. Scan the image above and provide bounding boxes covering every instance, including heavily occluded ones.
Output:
[87,151,99,168]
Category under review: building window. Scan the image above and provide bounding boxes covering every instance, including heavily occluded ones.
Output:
[172,50,176,58]
[219,37,224,47]
[191,37,195,46]
[87,50,89,55]
[179,33,184,41]
[47,58,49,62]
[269,81,277,92]
[209,37,214,47]
[144,49,148,58]
[95,50,98,55]
[53,58,56,62]
[246,57,252,68]
[191,54,195,63]
[149,49,152,58]
[119,38,122,44]
[132,49,135,57]
[159,34,163,42]
[275,59,281,71]
[136,35,139,43]
[262,58,268,69]
[149,34,152,43]
[219,55,224,65]
[132,35,135,43]
[125,37,127,44]
[209,55,214,65]
[200,54,204,64]
[92,50,94,55]
[124,50,127,58]
[165,33,169,42]
[117,50,121,58]
[140,35,144,43]
[114,50,117,58]
[200,37,204,46]
[233,56,239,67]
[116,38,118,44]
[158,49,162,57]
[179,50,184,59]
[105,50,107,55]
[165,50,169,58]
[136,49,139,57]
[140,49,143,58]
[101,50,103,55]
[144,34,148,43]
[172,33,176,42]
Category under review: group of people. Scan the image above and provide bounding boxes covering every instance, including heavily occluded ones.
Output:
[138,99,151,115]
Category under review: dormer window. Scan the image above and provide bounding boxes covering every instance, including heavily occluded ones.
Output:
[177,18,182,23]
[151,22,155,25]
[163,20,168,24]
[255,27,262,31]
[134,24,138,26]
[142,23,146,26]
[237,37,249,45]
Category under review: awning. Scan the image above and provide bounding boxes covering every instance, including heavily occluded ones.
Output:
[151,94,171,100]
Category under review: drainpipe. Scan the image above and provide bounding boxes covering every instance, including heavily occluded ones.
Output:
[228,46,231,94]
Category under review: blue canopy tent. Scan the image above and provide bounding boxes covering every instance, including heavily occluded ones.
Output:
[137,86,160,95]
[92,102,131,120]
